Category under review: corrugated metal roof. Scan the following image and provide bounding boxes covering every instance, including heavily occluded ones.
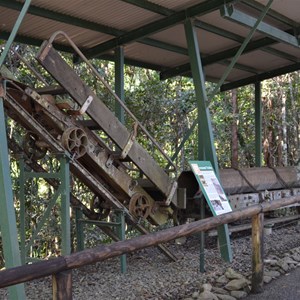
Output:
[1,0,300,88]
[31,0,164,31]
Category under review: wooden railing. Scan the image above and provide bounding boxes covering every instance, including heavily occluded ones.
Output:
[1,195,300,299]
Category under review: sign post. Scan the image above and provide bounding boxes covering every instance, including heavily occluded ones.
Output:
[189,161,232,269]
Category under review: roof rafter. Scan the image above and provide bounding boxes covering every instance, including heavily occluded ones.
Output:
[242,0,298,28]
[120,0,173,16]
[0,31,164,71]
[160,25,299,80]
[0,0,187,56]
[84,0,237,58]
[220,62,300,91]
[222,4,299,48]
[122,1,297,80]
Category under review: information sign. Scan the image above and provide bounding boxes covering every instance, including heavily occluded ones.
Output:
[189,161,232,216]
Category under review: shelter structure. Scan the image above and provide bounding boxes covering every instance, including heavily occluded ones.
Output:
[1,1,300,299]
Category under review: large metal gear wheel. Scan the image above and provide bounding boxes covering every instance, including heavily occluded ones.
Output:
[129,193,152,220]
[61,127,88,158]
[23,131,47,160]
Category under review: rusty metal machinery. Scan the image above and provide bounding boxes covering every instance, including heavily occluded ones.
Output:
[177,169,300,221]
[61,127,88,158]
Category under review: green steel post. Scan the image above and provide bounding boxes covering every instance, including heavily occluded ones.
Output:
[0,0,31,68]
[59,156,71,255]
[18,157,26,265]
[255,82,262,167]
[184,19,232,263]
[199,198,205,273]
[115,46,125,124]
[169,0,274,165]
[75,208,84,251]
[24,186,63,253]
[116,210,126,273]
[0,99,26,299]
[184,20,219,178]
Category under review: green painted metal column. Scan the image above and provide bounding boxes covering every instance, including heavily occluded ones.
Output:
[0,99,26,299]
[115,46,125,124]
[59,156,71,255]
[75,208,85,251]
[184,19,232,264]
[255,82,262,167]
[0,0,31,68]
[18,156,26,265]
[116,210,127,273]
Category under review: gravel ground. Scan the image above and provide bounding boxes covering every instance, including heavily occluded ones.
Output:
[1,221,300,300]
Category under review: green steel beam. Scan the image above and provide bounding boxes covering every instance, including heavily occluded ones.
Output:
[0,0,31,68]
[120,0,173,16]
[121,1,296,77]
[185,19,232,263]
[0,0,187,57]
[242,0,298,28]
[0,31,165,71]
[220,61,300,91]
[24,186,63,254]
[95,53,164,71]
[255,82,262,167]
[194,20,299,63]
[0,31,74,52]
[184,20,218,171]
[115,47,125,124]
[221,5,299,48]
[84,0,236,58]
[220,60,259,74]
[0,0,121,36]
[161,36,277,80]
[209,0,274,101]
[0,99,26,299]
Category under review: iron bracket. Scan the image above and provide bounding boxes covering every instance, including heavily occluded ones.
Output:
[164,181,178,206]
[120,122,138,159]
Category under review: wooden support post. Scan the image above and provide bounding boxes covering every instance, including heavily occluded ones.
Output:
[251,212,264,294]
[52,270,72,300]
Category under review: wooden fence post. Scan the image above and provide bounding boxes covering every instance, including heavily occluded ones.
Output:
[251,212,264,293]
[52,270,72,300]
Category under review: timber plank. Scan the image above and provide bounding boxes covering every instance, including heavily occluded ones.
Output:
[37,44,172,197]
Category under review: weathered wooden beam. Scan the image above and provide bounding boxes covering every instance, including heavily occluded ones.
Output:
[52,270,72,300]
[0,196,299,289]
[36,43,173,198]
[251,212,264,293]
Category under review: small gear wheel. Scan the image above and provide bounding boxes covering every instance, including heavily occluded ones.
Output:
[61,127,88,158]
[129,193,152,220]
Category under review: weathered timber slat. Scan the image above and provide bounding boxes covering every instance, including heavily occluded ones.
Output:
[36,44,173,198]
[1,196,300,288]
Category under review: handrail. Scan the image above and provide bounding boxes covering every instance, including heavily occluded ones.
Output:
[46,31,176,171]
[0,195,300,288]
